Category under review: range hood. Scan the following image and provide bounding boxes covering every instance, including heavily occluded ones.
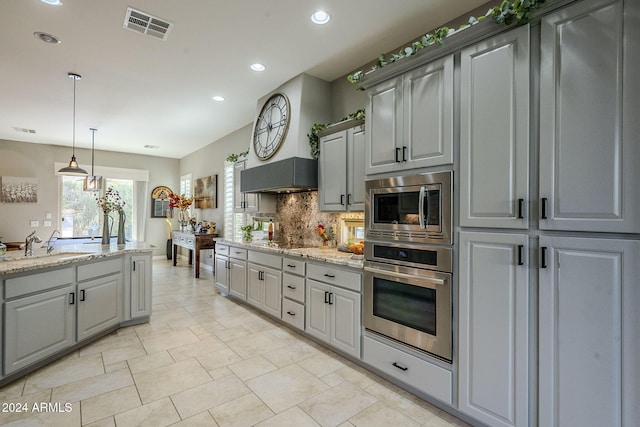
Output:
[241,157,317,193]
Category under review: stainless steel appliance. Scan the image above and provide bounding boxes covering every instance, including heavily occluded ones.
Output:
[365,171,452,245]
[364,241,452,362]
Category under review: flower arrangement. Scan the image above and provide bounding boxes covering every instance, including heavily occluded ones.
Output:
[167,193,193,210]
[96,187,125,213]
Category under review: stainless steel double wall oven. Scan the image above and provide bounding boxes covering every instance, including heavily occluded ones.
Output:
[364,171,453,362]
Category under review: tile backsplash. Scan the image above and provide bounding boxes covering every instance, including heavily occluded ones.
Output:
[274,192,363,247]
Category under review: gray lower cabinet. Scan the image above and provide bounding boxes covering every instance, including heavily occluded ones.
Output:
[247,263,281,318]
[538,236,640,427]
[77,273,122,341]
[305,276,361,359]
[458,231,529,427]
[128,254,152,319]
[4,283,75,375]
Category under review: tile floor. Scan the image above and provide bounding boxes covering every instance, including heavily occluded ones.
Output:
[0,259,471,427]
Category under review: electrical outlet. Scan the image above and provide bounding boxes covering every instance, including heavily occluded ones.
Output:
[46,212,52,219]
[43,220,52,227]
[30,220,39,227]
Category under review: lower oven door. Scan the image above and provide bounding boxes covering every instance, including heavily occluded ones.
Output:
[364,261,452,362]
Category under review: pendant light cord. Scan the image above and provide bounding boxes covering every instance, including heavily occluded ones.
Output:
[72,76,76,156]
[90,128,97,176]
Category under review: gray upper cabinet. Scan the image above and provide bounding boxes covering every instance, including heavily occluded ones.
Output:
[318,121,365,212]
[539,0,640,233]
[460,25,530,229]
[234,160,258,212]
[366,55,454,175]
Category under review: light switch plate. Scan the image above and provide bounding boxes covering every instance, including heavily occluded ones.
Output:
[43,220,52,227]
[30,220,39,227]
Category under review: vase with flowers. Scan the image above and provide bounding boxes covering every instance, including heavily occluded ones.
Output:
[168,193,193,231]
[96,187,126,244]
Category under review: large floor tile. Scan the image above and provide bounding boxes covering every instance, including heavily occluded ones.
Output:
[227,355,277,381]
[254,406,321,427]
[209,393,274,427]
[23,353,104,394]
[80,384,141,425]
[113,397,180,427]
[349,402,421,427]
[246,364,329,413]
[133,358,211,404]
[299,381,378,427]
[51,368,133,403]
[170,375,251,419]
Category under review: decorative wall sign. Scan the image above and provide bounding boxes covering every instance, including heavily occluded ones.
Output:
[194,175,217,209]
[151,185,173,218]
[1,176,38,203]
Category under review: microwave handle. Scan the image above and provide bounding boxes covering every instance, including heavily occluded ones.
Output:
[418,186,426,229]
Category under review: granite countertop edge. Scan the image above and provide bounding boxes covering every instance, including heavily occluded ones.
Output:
[0,242,154,276]
[215,239,364,270]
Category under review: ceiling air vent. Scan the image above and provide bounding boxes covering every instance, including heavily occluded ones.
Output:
[13,127,36,134]
[123,7,173,41]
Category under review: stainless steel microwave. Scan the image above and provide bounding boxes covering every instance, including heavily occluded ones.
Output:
[365,171,452,245]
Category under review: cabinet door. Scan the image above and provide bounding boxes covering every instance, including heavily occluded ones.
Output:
[130,254,152,319]
[460,26,529,229]
[539,236,640,427]
[233,161,245,211]
[214,255,229,292]
[77,274,122,341]
[366,76,403,175]
[458,232,529,427]
[229,259,247,300]
[403,54,454,169]
[319,130,348,211]
[4,285,75,374]
[246,264,262,308]
[305,279,331,344]
[539,0,640,233]
[330,286,361,358]
[347,125,366,211]
[262,266,282,319]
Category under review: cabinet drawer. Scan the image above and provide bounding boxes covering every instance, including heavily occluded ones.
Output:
[5,267,74,299]
[283,257,306,276]
[282,299,304,331]
[307,263,361,292]
[248,250,280,269]
[283,273,305,303]
[229,247,248,260]
[216,244,230,256]
[363,336,452,405]
[77,258,121,281]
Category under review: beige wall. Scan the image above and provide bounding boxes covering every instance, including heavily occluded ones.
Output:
[0,139,179,256]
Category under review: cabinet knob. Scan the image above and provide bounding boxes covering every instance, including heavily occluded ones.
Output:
[287,311,296,317]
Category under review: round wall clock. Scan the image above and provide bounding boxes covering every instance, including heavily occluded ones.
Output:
[253,93,291,160]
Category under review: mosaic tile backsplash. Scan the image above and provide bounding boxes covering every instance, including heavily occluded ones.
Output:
[274,192,363,247]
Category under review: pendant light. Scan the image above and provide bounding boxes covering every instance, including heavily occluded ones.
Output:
[83,128,102,191]
[58,72,88,176]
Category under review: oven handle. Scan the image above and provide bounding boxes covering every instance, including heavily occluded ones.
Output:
[364,266,446,285]
[418,186,426,229]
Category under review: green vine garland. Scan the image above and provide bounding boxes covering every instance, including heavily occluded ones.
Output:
[347,0,551,89]
[226,149,249,163]
[307,109,366,158]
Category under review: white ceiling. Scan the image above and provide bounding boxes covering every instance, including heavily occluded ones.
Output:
[0,0,488,159]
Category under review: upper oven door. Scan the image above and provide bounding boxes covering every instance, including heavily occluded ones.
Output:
[366,171,452,244]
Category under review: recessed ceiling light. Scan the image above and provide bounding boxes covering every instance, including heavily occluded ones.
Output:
[40,0,63,5]
[34,32,61,44]
[311,10,330,24]
[250,63,266,72]
[212,95,225,102]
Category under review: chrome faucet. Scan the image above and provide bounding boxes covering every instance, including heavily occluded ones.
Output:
[45,229,60,253]
[25,231,42,256]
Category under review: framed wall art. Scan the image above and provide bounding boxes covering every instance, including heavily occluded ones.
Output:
[1,176,38,203]
[194,175,217,209]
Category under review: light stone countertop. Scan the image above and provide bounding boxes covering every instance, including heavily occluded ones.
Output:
[0,241,154,276]
[216,239,364,270]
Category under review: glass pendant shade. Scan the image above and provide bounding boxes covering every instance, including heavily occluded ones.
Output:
[83,175,102,191]
[58,72,88,176]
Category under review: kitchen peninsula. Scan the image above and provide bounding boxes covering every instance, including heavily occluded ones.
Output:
[0,243,153,386]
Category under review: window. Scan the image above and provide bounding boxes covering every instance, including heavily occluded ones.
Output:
[180,173,193,217]
[223,162,247,241]
[60,177,135,239]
